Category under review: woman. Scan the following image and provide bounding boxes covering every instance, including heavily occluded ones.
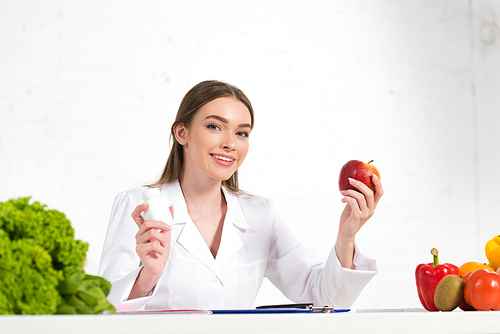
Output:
[98,80,383,311]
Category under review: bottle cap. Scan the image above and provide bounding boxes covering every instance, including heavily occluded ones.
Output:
[142,187,161,202]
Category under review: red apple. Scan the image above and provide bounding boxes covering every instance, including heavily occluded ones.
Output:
[338,160,381,193]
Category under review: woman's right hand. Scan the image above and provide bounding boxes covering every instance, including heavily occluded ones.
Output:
[128,203,173,299]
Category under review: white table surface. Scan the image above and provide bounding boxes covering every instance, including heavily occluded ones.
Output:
[2,310,500,334]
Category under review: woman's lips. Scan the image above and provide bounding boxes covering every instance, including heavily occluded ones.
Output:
[210,154,235,167]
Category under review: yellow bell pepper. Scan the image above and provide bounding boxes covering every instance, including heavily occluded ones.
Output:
[485,235,500,270]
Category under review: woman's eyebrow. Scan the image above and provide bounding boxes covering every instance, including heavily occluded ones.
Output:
[205,115,228,123]
[205,115,251,128]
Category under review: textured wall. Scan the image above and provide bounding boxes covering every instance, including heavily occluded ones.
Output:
[1,0,499,309]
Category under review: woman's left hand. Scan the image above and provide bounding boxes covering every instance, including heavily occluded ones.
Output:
[336,174,383,268]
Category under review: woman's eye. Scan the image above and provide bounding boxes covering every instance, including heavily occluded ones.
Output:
[237,131,249,138]
[207,124,220,131]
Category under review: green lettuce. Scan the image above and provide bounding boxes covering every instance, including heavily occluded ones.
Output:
[0,197,115,314]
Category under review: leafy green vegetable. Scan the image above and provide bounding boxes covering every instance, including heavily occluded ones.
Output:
[57,272,115,314]
[0,197,115,314]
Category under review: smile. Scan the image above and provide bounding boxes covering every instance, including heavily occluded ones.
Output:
[211,154,235,162]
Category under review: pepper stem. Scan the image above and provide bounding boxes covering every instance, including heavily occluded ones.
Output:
[431,248,439,267]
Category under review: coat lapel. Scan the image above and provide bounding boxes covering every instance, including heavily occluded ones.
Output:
[216,187,252,263]
[161,181,218,273]
[175,218,218,269]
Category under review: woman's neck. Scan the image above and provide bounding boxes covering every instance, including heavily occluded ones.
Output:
[179,171,227,259]
[179,172,224,217]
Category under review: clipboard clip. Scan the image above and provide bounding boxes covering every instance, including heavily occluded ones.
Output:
[256,303,341,313]
[306,305,335,313]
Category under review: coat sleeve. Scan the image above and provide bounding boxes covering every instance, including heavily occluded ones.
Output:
[264,204,377,309]
[97,190,161,311]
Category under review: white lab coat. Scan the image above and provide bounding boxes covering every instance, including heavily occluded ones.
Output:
[98,180,377,311]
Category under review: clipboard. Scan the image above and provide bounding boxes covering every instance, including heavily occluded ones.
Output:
[212,304,350,314]
[116,309,212,315]
[114,304,350,315]
[211,308,311,314]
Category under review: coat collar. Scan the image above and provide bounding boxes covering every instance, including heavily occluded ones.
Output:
[159,180,251,283]
[159,179,251,230]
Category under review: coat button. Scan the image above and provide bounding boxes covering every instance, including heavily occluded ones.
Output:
[212,277,221,285]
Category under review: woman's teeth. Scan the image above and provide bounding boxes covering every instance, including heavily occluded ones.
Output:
[212,154,234,162]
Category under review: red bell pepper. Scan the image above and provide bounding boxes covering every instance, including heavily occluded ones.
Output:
[463,269,500,311]
[415,248,459,311]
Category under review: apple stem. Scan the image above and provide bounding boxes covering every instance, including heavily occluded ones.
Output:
[367,160,373,165]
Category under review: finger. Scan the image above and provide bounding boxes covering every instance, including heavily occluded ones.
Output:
[159,226,172,239]
[341,196,364,222]
[347,178,373,198]
[136,229,169,248]
[342,198,371,231]
[342,189,368,213]
[372,174,384,205]
[341,189,373,221]
[139,240,164,255]
[136,242,164,257]
[131,203,147,228]
[346,178,375,211]
[137,220,171,238]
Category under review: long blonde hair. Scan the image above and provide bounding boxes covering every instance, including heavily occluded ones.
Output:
[150,80,255,194]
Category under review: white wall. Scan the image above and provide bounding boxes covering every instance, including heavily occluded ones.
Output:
[1,0,499,309]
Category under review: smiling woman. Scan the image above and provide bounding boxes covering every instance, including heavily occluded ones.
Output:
[98,80,383,311]
[174,97,252,184]
[153,80,255,195]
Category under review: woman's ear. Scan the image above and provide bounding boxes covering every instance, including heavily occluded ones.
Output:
[174,124,188,146]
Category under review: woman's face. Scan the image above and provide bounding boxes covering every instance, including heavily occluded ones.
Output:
[177,97,252,183]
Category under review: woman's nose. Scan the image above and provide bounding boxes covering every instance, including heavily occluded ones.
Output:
[221,135,236,150]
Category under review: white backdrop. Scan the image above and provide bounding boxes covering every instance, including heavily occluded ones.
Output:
[1,0,499,309]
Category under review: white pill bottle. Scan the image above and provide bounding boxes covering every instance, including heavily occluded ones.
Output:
[141,188,173,226]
